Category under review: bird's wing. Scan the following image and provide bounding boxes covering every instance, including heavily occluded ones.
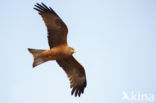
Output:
[57,56,87,97]
[34,3,68,48]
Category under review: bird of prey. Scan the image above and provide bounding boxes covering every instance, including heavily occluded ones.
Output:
[28,3,87,97]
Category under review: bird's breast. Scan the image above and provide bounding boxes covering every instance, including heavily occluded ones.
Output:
[40,47,70,61]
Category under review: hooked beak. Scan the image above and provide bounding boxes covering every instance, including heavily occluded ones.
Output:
[73,49,76,53]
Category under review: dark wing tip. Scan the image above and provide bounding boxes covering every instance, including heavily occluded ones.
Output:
[71,80,87,97]
[34,2,58,16]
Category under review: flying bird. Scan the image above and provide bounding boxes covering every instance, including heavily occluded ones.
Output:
[28,3,87,97]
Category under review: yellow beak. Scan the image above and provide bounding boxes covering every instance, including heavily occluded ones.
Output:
[73,49,76,53]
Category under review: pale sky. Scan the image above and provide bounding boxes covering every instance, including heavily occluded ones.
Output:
[0,0,156,103]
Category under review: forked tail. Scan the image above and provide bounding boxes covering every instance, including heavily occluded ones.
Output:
[28,48,46,67]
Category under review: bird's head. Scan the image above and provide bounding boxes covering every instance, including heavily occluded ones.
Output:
[70,47,76,54]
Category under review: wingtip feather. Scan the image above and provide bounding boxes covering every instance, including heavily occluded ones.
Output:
[33,2,58,17]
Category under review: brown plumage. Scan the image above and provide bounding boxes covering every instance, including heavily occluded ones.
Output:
[28,3,87,97]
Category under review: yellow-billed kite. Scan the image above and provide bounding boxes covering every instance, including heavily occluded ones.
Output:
[28,3,87,97]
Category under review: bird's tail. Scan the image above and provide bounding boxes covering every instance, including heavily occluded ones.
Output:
[28,48,46,67]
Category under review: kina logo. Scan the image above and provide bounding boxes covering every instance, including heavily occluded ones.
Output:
[121,90,155,102]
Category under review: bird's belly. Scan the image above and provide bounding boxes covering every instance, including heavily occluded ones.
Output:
[40,49,71,62]
[40,50,57,62]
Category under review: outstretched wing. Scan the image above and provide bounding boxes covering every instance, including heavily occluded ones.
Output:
[34,3,68,48]
[57,56,87,97]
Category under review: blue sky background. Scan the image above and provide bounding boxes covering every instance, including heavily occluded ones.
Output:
[0,0,156,103]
